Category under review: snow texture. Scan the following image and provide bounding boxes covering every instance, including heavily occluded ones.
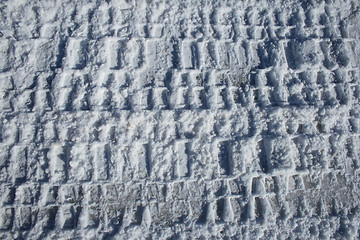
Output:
[0,0,360,239]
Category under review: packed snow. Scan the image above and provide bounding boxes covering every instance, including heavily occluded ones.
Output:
[0,0,360,239]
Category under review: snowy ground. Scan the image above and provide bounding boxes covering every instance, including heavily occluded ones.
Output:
[0,0,360,239]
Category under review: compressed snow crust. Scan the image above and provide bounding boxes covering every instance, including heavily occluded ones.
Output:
[0,0,360,239]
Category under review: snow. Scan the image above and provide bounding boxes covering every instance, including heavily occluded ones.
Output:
[0,0,360,239]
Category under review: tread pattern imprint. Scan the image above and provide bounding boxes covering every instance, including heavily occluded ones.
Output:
[1,0,360,239]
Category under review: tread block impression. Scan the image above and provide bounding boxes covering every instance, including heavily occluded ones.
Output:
[91,144,110,181]
[35,40,56,71]
[262,137,297,173]
[69,144,92,182]
[0,208,14,230]
[10,146,27,184]
[58,205,81,229]
[0,41,13,72]
[48,144,68,183]
[65,39,88,70]
[182,41,200,69]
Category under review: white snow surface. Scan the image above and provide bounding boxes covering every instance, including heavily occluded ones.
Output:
[0,0,360,239]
